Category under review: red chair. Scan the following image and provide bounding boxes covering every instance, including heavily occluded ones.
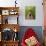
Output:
[21,28,41,46]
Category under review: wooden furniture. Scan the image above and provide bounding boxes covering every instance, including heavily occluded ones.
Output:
[0,7,19,46]
[2,41,19,46]
[0,7,19,24]
[0,24,19,32]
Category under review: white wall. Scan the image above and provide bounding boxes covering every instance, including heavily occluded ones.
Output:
[0,0,43,26]
[18,0,43,26]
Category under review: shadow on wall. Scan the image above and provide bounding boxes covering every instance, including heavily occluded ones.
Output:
[18,26,43,44]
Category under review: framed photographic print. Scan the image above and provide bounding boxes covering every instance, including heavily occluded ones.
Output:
[2,10,9,15]
[25,6,36,19]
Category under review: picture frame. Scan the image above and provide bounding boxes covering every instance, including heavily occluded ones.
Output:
[10,11,15,15]
[25,6,36,20]
[9,11,18,15]
[2,10,9,15]
[9,9,18,15]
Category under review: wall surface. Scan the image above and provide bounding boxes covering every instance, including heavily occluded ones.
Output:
[18,26,43,44]
[0,0,43,26]
[18,0,43,26]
